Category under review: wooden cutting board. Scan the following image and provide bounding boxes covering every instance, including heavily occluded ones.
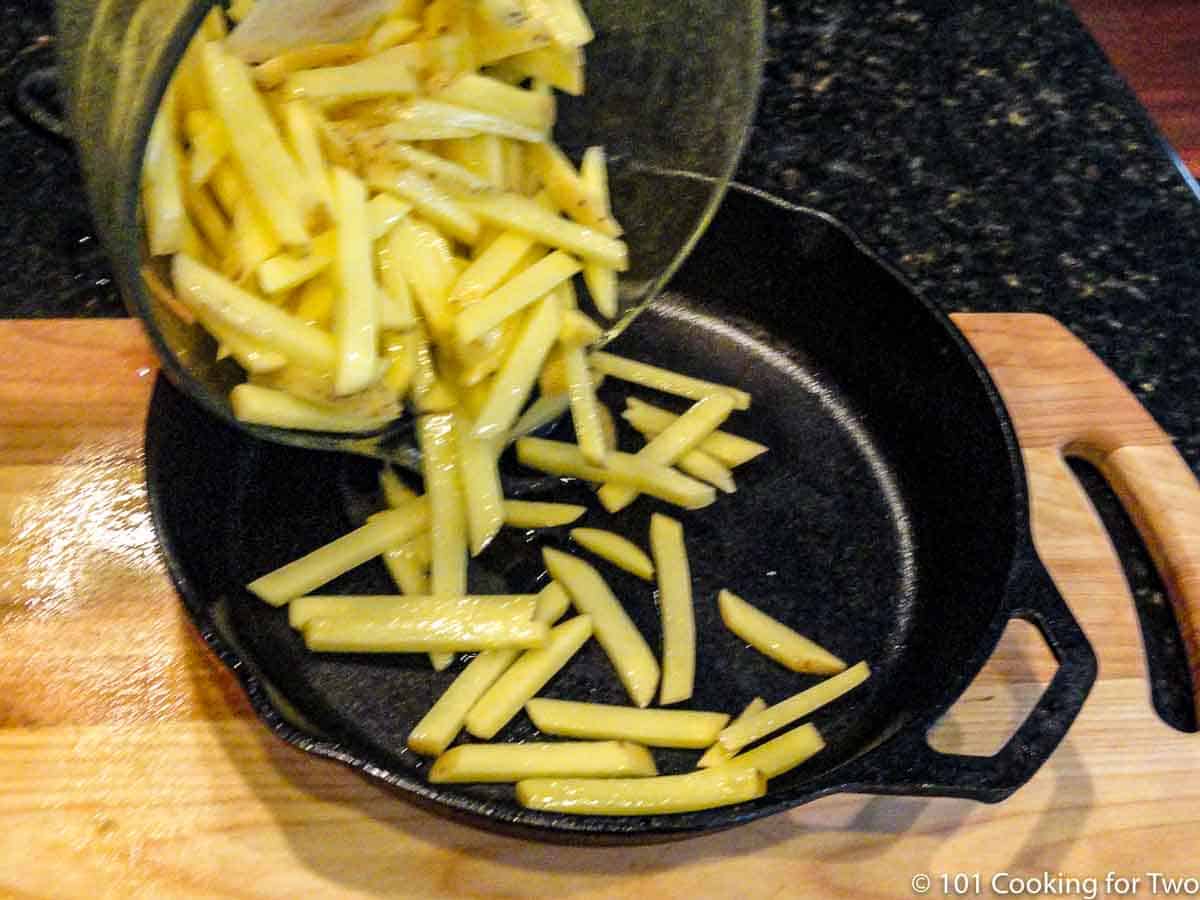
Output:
[1,317,1198,899]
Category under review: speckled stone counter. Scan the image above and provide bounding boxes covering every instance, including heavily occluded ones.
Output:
[2,0,1198,471]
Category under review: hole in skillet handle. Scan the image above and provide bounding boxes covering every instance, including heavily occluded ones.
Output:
[818,548,1096,803]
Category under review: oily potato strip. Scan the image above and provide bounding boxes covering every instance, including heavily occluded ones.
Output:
[430,741,655,783]
[407,582,571,756]
[436,73,554,132]
[331,166,381,395]
[569,528,654,581]
[387,216,457,337]
[201,317,287,374]
[382,144,494,193]
[302,614,548,653]
[459,193,628,270]
[718,589,847,675]
[722,722,826,780]
[465,614,594,739]
[718,662,872,755]
[369,167,481,244]
[420,410,469,670]
[384,99,548,143]
[456,429,505,555]
[383,542,430,595]
[455,250,581,345]
[542,548,659,707]
[230,383,397,431]
[516,437,716,510]
[562,343,606,464]
[675,448,736,494]
[516,765,765,816]
[449,231,536,305]
[502,500,586,528]
[596,393,734,513]
[589,352,751,410]
[246,499,429,605]
[623,398,768,468]
[143,88,186,256]
[650,513,695,705]
[527,142,620,236]
[697,698,767,768]
[471,295,562,438]
[283,53,419,105]
[525,698,727,749]
[287,594,537,629]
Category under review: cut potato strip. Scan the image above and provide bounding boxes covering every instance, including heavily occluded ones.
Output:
[369,167,480,244]
[367,192,414,238]
[456,250,581,345]
[384,99,548,143]
[473,21,552,66]
[528,143,620,236]
[457,429,504,555]
[387,217,456,336]
[506,391,569,444]
[623,398,768,467]
[516,437,716,510]
[202,319,287,374]
[253,42,364,89]
[383,543,429,596]
[331,166,380,395]
[459,193,628,270]
[542,548,659,707]
[441,134,507,189]
[472,295,562,438]
[718,662,872,755]
[420,410,469,670]
[569,528,654,581]
[431,741,654,783]
[436,73,555,132]
[407,582,571,755]
[379,466,420,507]
[202,42,313,247]
[302,614,549,653]
[526,698,727,749]
[496,44,583,96]
[143,89,185,256]
[563,344,606,464]
[183,182,230,258]
[172,254,337,371]
[697,698,767,768]
[590,352,751,409]
[675,448,736,494]
[257,243,332,295]
[718,589,847,675]
[449,231,536,306]
[516,765,765,816]
[283,53,419,105]
[465,614,593,739]
[382,144,493,193]
[597,393,734,513]
[246,499,429,605]
[281,101,334,216]
[502,500,586,528]
[287,593,538,629]
[231,383,393,431]
[722,722,825,780]
[365,16,421,54]
[650,514,695,705]
[526,0,594,47]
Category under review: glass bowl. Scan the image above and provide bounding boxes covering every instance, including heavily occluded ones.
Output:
[56,0,766,461]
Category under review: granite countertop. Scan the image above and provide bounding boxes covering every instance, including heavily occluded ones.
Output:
[2,0,1198,468]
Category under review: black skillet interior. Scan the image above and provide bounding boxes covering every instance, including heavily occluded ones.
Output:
[147,185,1095,842]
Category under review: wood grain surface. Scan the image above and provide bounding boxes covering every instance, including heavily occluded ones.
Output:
[1,318,1198,899]
[1071,0,1200,175]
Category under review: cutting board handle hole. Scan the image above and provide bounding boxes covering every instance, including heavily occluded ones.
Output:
[1065,457,1198,733]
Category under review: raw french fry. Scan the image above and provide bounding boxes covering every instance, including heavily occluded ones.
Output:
[368,167,481,244]
[283,52,420,104]
[440,134,507,188]
[563,343,606,463]
[365,16,421,54]
[202,42,314,247]
[368,192,413,238]
[475,0,531,30]
[503,500,586,528]
[281,101,334,216]
[230,195,281,277]
[472,295,562,438]
[623,398,769,468]
[420,411,469,631]
[287,594,537,629]
[456,250,581,345]
[436,73,555,132]
[507,391,569,443]
[407,582,572,756]
[558,309,603,348]
[384,99,548,143]
[597,394,734,513]
[302,614,549,653]
[569,528,654,581]
[182,183,231,260]
[650,514,695,705]
[172,254,337,371]
[253,42,364,89]
[183,109,230,187]
[208,162,242,219]
[295,273,335,328]
[590,352,751,409]
[525,0,594,47]
[382,144,493,193]
[457,428,504,555]
[449,231,536,305]
[528,143,620,236]
[496,44,583,96]
[143,89,185,256]
[387,217,456,336]
[516,438,717,510]
[579,145,619,317]
[257,231,335,294]
[697,698,767,768]
[459,192,628,270]
[465,614,593,739]
[675,448,737,494]
[383,542,429,595]
[542,548,659,708]
[430,741,655,783]
[721,722,825,780]
[516,765,766,816]
[410,325,458,413]
[472,21,552,66]
[526,698,727,749]
[718,662,872,755]
[330,166,380,396]
[246,499,429,605]
[379,466,420,507]
[718,589,847,675]
[202,318,287,374]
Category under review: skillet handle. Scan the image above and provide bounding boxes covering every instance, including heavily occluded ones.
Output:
[831,554,1095,803]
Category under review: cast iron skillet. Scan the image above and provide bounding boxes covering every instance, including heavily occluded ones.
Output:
[146,184,1097,843]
